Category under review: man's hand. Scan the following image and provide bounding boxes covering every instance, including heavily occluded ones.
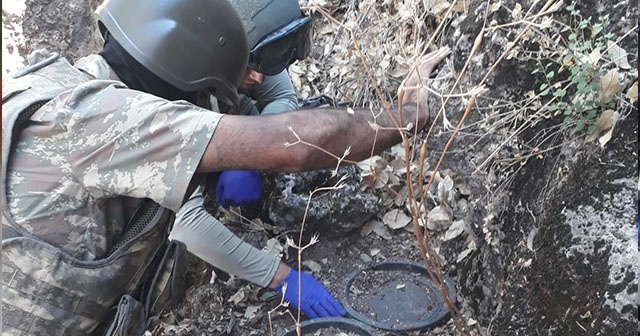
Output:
[400,47,451,130]
[275,269,347,319]
[215,170,262,208]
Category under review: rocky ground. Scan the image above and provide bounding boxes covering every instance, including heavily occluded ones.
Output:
[2,0,637,335]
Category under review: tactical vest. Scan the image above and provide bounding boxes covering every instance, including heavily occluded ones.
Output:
[2,53,187,336]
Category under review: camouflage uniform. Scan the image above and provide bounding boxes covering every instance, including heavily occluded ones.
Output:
[237,70,299,115]
[6,53,221,260]
[2,51,221,335]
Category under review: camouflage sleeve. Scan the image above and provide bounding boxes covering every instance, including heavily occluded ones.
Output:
[249,70,300,115]
[59,80,221,212]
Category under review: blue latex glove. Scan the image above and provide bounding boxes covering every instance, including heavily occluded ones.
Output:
[215,170,262,208]
[275,269,347,319]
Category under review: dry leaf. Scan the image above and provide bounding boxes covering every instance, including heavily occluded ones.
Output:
[371,220,393,240]
[606,40,632,70]
[437,175,456,206]
[599,69,620,104]
[587,48,601,65]
[586,109,614,142]
[244,305,260,319]
[361,167,389,190]
[598,111,620,147]
[599,127,614,147]
[511,3,522,21]
[626,81,638,103]
[357,155,384,172]
[595,109,614,131]
[451,0,470,12]
[382,209,412,230]
[456,248,473,263]
[228,287,247,305]
[390,157,405,171]
[302,260,322,274]
[443,219,466,241]
[360,220,374,237]
[456,240,477,263]
[490,0,502,12]
[431,0,451,15]
[426,205,453,231]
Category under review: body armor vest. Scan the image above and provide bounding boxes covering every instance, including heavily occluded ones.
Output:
[2,53,187,336]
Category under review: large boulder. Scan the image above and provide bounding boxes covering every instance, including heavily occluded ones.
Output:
[265,165,381,233]
[445,0,638,334]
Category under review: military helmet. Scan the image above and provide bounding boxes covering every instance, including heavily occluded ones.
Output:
[229,0,312,75]
[96,0,248,107]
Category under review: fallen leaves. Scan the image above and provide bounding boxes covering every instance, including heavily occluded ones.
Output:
[427,205,453,231]
[606,40,632,70]
[443,219,467,241]
[361,219,393,240]
[626,81,638,103]
[302,260,323,274]
[382,209,413,230]
[586,109,621,147]
[598,69,621,104]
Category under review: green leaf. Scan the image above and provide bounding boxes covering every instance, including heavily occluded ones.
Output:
[574,101,583,113]
[579,20,590,29]
[546,71,555,79]
[570,66,581,76]
[541,88,550,96]
[531,68,540,75]
[577,81,587,92]
[563,116,572,123]
[553,89,567,98]
[564,107,572,115]
[566,4,574,11]
[587,124,596,134]
[586,109,597,119]
[540,83,549,91]
[592,23,603,37]
[569,33,577,41]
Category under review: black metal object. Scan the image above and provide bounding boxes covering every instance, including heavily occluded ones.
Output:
[342,260,456,332]
[298,95,335,109]
[281,317,375,336]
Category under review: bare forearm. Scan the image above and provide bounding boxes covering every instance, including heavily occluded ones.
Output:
[280,105,421,170]
[198,105,422,173]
